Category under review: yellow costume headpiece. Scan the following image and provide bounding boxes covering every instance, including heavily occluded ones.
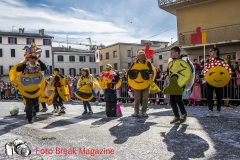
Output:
[23,42,42,59]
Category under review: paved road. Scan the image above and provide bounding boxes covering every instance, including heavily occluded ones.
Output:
[0,101,240,160]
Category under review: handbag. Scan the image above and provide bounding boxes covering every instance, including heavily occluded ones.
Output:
[116,102,122,117]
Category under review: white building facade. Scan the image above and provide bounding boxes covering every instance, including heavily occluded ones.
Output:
[0,28,53,80]
[53,47,99,76]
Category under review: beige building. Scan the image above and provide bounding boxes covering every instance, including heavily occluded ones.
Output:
[154,41,178,71]
[98,40,168,72]
[159,0,240,64]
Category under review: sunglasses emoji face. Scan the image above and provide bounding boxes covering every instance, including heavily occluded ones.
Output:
[128,63,153,90]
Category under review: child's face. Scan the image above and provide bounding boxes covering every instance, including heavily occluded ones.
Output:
[196,75,199,79]
[166,76,170,80]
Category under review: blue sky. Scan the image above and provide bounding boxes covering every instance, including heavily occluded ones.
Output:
[0,0,177,49]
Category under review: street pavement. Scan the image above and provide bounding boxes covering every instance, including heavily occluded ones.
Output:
[0,101,240,160]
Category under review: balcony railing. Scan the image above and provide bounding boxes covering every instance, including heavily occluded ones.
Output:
[158,0,188,7]
[179,23,240,47]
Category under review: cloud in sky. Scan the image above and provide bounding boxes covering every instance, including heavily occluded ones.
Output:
[0,0,177,49]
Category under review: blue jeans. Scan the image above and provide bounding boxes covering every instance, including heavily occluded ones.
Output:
[83,101,92,112]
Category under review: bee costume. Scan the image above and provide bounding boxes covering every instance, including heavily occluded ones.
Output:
[9,42,47,123]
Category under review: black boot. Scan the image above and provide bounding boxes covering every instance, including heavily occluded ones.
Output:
[28,119,33,123]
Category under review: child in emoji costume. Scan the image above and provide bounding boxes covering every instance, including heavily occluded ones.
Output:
[163,46,195,124]
[9,42,47,123]
[52,68,70,115]
[128,51,155,117]
[204,46,231,117]
[75,68,94,115]
[99,64,116,89]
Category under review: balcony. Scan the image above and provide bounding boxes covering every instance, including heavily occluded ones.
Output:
[178,23,240,47]
[158,0,213,15]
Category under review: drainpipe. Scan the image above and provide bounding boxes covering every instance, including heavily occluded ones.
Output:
[51,38,54,73]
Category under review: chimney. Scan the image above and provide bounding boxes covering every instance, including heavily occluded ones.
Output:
[19,28,23,35]
[39,29,44,36]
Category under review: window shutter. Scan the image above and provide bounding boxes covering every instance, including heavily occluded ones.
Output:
[0,49,2,57]
[15,38,17,44]
[0,66,3,74]
[8,37,10,43]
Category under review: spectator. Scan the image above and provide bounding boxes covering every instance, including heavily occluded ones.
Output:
[188,74,202,106]
[193,59,201,75]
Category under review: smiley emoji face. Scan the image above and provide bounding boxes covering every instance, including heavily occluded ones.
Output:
[204,58,232,87]
[204,66,230,87]
[74,83,93,101]
[16,73,45,98]
[168,59,192,87]
[127,61,155,90]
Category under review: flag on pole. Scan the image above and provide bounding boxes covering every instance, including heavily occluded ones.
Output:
[95,46,100,62]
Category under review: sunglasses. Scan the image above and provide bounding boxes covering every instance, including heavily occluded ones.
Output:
[209,49,214,52]
[128,69,150,80]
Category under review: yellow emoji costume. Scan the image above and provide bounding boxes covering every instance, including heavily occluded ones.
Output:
[75,75,93,101]
[163,55,195,95]
[55,74,70,101]
[9,42,46,99]
[9,42,47,123]
[127,60,155,90]
[99,65,115,89]
[203,57,232,87]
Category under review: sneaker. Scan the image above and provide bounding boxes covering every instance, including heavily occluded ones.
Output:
[52,109,56,113]
[40,108,48,112]
[55,109,59,113]
[142,113,149,117]
[206,110,213,117]
[131,112,139,117]
[170,117,180,124]
[179,112,188,123]
[215,111,220,117]
[82,111,88,115]
[87,111,93,115]
[60,106,66,112]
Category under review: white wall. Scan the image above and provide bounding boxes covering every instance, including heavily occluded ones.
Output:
[0,36,52,76]
[54,52,99,76]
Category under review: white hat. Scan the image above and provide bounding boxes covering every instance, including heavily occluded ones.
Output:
[106,64,112,68]
[138,51,145,55]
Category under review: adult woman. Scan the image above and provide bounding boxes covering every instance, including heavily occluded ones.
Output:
[204,46,230,117]
[76,68,93,115]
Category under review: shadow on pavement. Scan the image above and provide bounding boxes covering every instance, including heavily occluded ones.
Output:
[109,116,157,144]
[42,111,106,129]
[161,124,209,160]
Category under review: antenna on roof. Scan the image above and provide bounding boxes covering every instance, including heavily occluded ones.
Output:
[12,26,17,32]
